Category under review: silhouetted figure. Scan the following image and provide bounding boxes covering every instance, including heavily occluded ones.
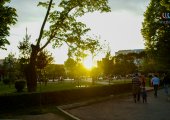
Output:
[140,74,146,87]
[132,73,141,103]
[151,74,160,97]
[163,73,170,96]
[141,86,147,103]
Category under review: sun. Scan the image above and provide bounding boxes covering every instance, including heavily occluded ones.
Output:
[83,56,93,70]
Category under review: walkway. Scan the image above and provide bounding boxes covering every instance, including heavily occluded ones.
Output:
[64,89,170,120]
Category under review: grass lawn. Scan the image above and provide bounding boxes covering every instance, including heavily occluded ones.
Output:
[0,80,100,95]
[0,82,16,94]
[37,80,100,92]
[0,79,133,95]
[109,79,131,84]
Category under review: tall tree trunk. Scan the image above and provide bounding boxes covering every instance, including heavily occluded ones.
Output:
[24,0,53,92]
[25,45,39,92]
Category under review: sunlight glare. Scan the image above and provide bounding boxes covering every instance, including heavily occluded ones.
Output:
[83,56,93,70]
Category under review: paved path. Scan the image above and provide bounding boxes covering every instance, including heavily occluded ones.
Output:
[17,113,65,120]
[66,89,170,120]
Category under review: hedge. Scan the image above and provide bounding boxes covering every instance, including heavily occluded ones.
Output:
[0,83,132,112]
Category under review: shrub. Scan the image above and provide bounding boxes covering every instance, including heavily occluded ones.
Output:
[15,80,26,92]
[3,78,10,85]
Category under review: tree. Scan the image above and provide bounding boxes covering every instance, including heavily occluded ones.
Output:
[3,53,18,85]
[113,54,137,76]
[141,0,170,72]
[112,52,145,76]
[25,0,110,92]
[0,0,17,50]
[98,50,114,77]
[36,50,54,85]
[86,36,102,63]
[36,50,54,70]
[45,64,65,81]
[161,0,170,10]
[18,28,31,78]
[64,58,77,78]
[18,28,31,64]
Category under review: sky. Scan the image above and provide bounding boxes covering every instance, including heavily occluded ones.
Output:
[1,0,149,65]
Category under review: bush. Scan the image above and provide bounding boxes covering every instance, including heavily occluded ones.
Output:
[0,83,132,111]
[3,78,10,85]
[15,80,26,92]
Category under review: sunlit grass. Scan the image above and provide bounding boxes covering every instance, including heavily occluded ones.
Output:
[0,80,99,95]
[110,79,131,84]
[37,80,95,92]
[0,79,132,95]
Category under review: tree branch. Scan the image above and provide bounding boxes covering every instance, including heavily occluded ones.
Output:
[40,6,75,51]
[36,0,53,47]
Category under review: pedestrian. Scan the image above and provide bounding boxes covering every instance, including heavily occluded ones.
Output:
[140,74,146,87]
[141,86,147,103]
[132,73,141,103]
[151,74,160,97]
[162,73,169,96]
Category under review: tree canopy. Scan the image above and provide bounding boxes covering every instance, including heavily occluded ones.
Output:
[36,0,110,53]
[0,0,17,50]
[141,0,170,71]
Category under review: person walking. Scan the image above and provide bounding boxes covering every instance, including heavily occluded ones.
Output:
[151,74,160,97]
[162,73,169,96]
[141,86,147,103]
[140,74,146,87]
[132,73,141,103]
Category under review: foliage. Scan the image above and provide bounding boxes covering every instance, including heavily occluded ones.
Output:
[36,0,110,53]
[25,0,110,92]
[97,49,114,77]
[115,52,146,73]
[0,84,131,112]
[64,58,77,78]
[18,28,31,64]
[140,57,158,73]
[36,50,54,69]
[3,53,18,83]
[45,64,66,80]
[0,0,17,50]
[113,61,137,76]
[74,62,87,77]
[2,78,10,85]
[15,80,26,92]
[91,67,100,83]
[161,0,170,10]
[141,0,170,71]
[97,51,147,77]
[17,28,32,78]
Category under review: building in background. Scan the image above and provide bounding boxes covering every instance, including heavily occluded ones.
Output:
[115,49,144,56]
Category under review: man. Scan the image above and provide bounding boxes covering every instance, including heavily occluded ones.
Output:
[151,74,160,97]
[132,73,141,103]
